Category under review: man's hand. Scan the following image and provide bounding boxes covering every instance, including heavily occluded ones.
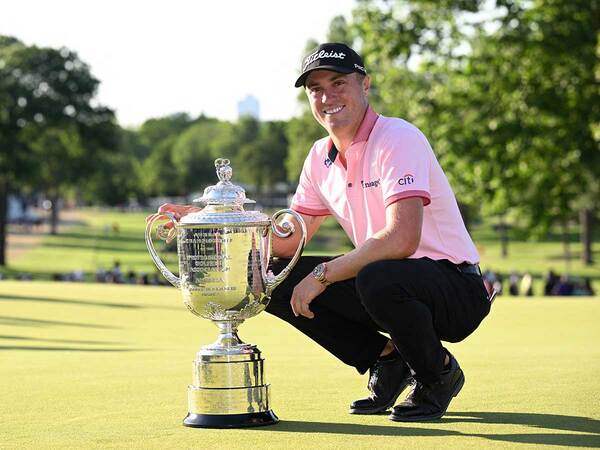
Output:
[145,203,201,243]
[145,203,201,225]
[290,274,326,319]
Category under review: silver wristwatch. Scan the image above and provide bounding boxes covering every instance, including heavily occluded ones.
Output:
[312,263,332,286]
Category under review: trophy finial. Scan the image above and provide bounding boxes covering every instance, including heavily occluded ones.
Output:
[215,158,232,183]
[193,157,254,206]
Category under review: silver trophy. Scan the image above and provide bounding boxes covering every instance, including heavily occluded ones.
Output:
[145,158,306,428]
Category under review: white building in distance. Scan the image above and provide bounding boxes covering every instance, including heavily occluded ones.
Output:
[237,95,260,120]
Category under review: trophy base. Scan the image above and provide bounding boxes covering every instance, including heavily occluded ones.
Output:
[183,410,279,428]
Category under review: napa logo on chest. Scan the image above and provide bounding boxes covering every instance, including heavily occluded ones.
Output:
[361,178,380,189]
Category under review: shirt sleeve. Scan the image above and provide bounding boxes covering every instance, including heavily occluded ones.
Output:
[379,127,432,207]
[290,147,331,216]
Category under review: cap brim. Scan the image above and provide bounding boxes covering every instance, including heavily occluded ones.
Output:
[294,66,355,88]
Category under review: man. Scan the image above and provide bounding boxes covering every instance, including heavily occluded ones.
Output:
[154,43,491,422]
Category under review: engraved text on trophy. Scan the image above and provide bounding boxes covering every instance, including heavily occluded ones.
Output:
[178,226,268,319]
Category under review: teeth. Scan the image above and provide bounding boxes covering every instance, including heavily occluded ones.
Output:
[324,106,344,114]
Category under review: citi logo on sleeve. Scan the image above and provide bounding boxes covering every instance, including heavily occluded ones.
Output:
[361,179,380,189]
[398,174,414,185]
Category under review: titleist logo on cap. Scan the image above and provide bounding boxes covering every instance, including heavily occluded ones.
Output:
[303,50,346,71]
[295,43,366,88]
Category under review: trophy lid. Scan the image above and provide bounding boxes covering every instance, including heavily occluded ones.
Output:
[181,158,270,225]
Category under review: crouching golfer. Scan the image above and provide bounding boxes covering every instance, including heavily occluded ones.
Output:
[156,43,492,422]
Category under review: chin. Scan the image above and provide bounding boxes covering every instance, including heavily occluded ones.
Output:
[325,118,349,130]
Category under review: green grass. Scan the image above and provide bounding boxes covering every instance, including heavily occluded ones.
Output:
[3,208,599,293]
[2,209,353,281]
[0,281,599,449]
[470,219,600,279]
[3,210,162,280]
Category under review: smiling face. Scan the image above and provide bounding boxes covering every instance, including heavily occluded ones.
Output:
[304,70,370,144]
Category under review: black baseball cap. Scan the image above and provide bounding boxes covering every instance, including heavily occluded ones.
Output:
[295,43,367,88]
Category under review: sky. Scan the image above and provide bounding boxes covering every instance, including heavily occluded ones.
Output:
[1,0,355,127]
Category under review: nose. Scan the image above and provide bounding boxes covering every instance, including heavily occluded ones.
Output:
[321,88,334,105]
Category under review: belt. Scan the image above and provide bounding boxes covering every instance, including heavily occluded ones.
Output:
[456,262,482,276]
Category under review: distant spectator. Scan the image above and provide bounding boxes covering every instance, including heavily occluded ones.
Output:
[520,272,534,296]
[483,269,499,297]
[573,278,595,296]
[95,268,107,283]
[583,278,596,296]
[126,270,137,284]
[150,273,160,285]
[494,272,504,296]
[509,272,520,296]
[139,273,149,285]
[544,270,559,296]
[109,261,123,284]
[552,275,574,296]
[71,270,85,282]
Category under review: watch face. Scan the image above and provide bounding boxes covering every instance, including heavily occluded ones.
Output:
[312,263,325,278]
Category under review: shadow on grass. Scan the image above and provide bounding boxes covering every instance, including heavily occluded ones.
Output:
[0,335,123,345]
[0,294,142,309]
[41,242,146,253]
[0,315,118,329]
[0,294,179,311]
[56,231,142,243]
[444,411,600,435]
[0,346,142,352]
[260,412,600,447]
[266,421,445,436]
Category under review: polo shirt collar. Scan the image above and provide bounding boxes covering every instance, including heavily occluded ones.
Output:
[353,105,379,144]
[327,105,379,163]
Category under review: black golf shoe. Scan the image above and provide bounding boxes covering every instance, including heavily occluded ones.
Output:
[349,355,412,415]
[389,352,464,422]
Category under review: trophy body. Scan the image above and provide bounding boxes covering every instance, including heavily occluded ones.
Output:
[145,159,306,428]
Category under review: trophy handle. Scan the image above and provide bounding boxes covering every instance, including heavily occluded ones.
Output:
[145,213,181,288]
[266,209,307,295]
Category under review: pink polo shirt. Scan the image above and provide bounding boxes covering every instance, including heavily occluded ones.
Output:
[290,106,480,264]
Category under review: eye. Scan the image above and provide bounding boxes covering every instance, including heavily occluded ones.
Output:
[334,80,345,87]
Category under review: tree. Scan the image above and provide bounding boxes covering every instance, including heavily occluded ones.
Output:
[135,113,196,198]
[170,119,236,194]
[137,112,193,153]
[82,127,146,205]
[235,121,289,192]
[430,0,599,261]
[24,125,83,231]
[347,0,599,260]
[0,36,116,263]
[285,114,325,182]
[140,134,183,197]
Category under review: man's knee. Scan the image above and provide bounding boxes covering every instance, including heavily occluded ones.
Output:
[356,259,427,316]
[356,260,400,313]
[356,259,411,297]
[356,261,384,300]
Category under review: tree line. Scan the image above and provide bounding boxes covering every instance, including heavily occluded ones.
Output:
[0,0,597,267]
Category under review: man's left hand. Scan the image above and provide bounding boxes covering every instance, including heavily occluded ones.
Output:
[290,274,326,319]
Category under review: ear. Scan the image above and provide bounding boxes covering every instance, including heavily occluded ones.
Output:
[362,75,370,95]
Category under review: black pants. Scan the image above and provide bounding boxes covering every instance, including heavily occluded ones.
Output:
[266,256,491,384]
